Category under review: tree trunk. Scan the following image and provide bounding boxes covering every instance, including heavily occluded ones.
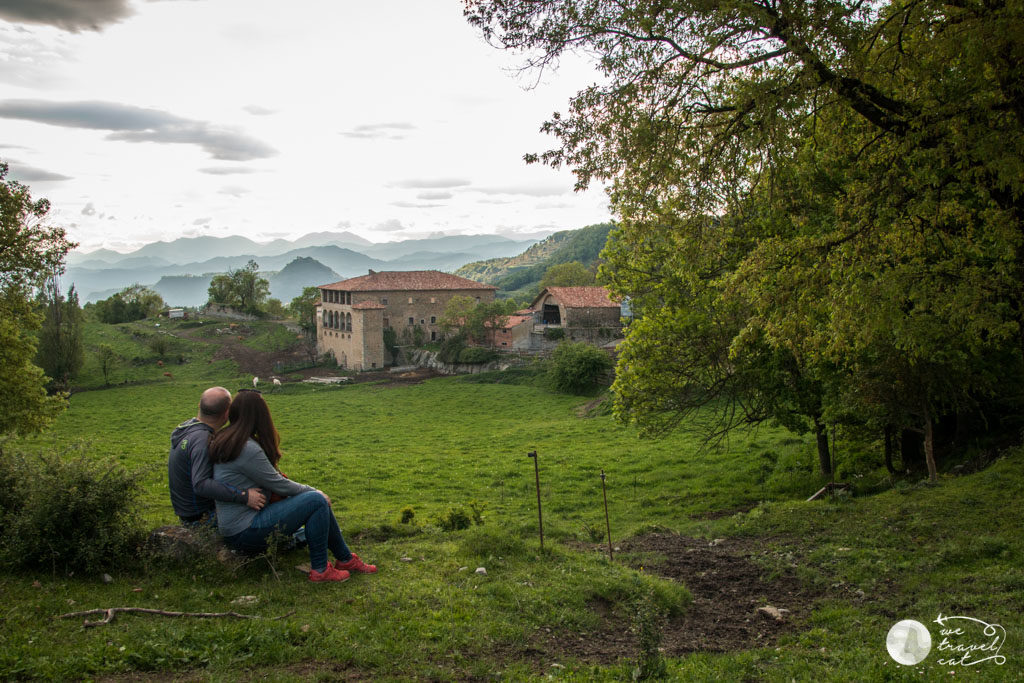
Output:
[814,418,831,476]
[923,410,938,483]
[883,424,896,474]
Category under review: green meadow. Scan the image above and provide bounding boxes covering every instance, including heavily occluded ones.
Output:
[1,320,1021,680]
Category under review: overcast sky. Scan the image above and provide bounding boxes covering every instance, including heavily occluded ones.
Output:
[0,0,611,253]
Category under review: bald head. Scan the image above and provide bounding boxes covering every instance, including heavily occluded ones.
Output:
[198,386,231,426]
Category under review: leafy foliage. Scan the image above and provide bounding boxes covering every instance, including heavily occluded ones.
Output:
[0,449,145,573]
[546,341,613,394]
[0,161,73,436]
[469,0,1024,477]
[207,259,270,314]
[35,276,84,392]
[539,260,596,289]
[90,284,164,324]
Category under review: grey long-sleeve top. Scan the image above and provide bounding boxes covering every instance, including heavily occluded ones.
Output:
[169,418,249,519]
[213,438,316,537]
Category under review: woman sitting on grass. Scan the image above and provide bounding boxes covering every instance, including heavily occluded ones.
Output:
[209,389,376,582]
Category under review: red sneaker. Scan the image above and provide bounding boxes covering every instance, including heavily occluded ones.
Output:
[335,553,377,574]
[309,564,350,582]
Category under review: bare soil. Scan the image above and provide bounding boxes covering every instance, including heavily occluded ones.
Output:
[532,531,824,665]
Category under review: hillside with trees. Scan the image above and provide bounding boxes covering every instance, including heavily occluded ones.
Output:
[456,222,613,298]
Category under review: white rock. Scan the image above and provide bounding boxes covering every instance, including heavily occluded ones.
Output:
[475,567,487,575]
[757,605,790,621]
[101,573,113,584]
[231,595,259,605]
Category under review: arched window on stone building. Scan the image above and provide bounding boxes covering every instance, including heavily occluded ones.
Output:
[346,313,352,332]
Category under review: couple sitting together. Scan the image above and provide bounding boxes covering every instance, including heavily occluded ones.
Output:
[168,386,375,583]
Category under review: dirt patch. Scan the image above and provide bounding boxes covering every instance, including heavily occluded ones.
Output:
[530,532,824,665]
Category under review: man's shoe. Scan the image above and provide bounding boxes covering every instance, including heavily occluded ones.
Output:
[309,564,350,582]
[335,553,377,574]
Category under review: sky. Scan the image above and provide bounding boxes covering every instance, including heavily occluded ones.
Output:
[0,0,612,254]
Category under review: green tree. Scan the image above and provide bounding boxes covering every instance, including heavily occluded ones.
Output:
[290,286,322,363]
[206,260,270,314]
[35,275,84,392]
[0,161,73,436]
[470,1,1024,479]
[96,343,118,386]
[93,284,163,323]
[539,261,596,289]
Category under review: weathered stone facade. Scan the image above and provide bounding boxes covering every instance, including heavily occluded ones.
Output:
[529,287,623,344]
[317,270,496,370]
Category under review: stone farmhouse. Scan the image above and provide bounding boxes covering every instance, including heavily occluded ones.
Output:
[317,270,496,370]
[486,286,625,351]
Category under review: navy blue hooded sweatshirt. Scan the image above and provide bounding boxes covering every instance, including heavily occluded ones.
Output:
[168,417,248,520]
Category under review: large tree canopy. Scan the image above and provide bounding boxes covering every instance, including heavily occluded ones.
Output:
[0,161,73,436]
[467,0,1024,479]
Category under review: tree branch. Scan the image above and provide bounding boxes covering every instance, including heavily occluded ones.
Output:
[57,606,296,628]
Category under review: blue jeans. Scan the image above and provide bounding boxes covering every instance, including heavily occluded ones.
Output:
[223,490,352,571]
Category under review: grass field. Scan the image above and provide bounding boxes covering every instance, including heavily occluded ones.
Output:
[2,323,1021,680]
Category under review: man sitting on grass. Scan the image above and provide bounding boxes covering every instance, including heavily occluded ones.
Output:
[169,386,266,526]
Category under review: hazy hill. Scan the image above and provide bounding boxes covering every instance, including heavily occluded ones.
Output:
[268,257,341,302]
[151,274,214,308]
[456,223,615,296]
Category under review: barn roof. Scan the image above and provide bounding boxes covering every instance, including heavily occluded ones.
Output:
[320,270,496,292]
[531,286,619,309]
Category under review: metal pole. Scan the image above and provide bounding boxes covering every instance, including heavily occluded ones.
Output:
[601,469,613,562]
[528,451,544,551]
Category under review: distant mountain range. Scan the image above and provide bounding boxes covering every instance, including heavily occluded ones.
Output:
[66,231,544,306]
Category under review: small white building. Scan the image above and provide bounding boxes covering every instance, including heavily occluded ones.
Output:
[167,308,185,319]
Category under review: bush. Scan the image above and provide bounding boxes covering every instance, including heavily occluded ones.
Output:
[457,347,497,364]
[438,332,468,364]
[546,341,614,394]
[544,327,565,341]
[0,450,145,573]
[435,506,472,531]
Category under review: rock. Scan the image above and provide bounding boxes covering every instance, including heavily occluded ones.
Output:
[853,589,866,600]
[709,538,725,546]
[101,573,113,584]
[399,557,413,562]
[231,595,259,605]
[757,605,790,621]
[475,567,487,575]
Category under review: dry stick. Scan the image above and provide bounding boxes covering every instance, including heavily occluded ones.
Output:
[57,607,296,628]
[600,469,613,562]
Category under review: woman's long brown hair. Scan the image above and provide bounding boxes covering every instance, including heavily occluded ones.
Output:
[209,390,282,467]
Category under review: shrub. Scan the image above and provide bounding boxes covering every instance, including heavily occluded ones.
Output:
[435,506,472,531]
[546,341,614,394]
[0,450,145,574]
[148,335,170,358]
[438,332,468,364]
[457,347,497,364]
[399,506,416,524]
[544,327,565,341]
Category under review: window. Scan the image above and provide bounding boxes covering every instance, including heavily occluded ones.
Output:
[420,319,425,325]
[431,331,437,341]
[381,297,388,305]
[408,297,414,304]
[430,297,436,304]
[430,316,436,324]
[408,317,414,325]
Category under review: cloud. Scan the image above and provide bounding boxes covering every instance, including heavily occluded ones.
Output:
[391,201,442,209]
[219,185,249,197]
[340,122,415,140]
[81,202,96,216]
[243,104,276,116]
[389,177,471,190]
[199,166,259,175]
[0,0,133,32]
[375,218,406,232]
[4,160,70,182]
[0,99,276,161]
[474,183,568,197]
[193,217,211,226]
[335,220,351,229]
[416,191,452,201]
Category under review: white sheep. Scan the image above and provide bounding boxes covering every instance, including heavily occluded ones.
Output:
[272,377,282,391]
[252,376,259,390]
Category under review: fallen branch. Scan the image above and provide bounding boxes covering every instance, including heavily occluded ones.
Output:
[57,607,295,628]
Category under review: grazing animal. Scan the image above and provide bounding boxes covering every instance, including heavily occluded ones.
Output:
[252,376,259,390]
[238,335,244,341]
[156,360,164,367]
[272,378,282,391]
[163,372,173,379]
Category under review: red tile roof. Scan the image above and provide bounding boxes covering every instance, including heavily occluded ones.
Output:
[532,286,619,309]
[320,270,496,292]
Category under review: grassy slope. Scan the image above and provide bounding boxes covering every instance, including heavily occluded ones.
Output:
[3,369,1022,680]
